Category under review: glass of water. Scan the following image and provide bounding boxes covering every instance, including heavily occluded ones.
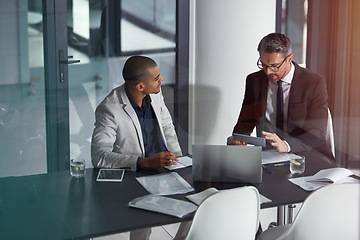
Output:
[70,158,86,178]
[290,155,305,175]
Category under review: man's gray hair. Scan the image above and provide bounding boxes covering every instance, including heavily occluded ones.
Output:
[257,33,292,56]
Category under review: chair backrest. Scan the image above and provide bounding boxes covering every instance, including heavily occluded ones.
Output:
[326,108,335,157]
[185,186,260,240]
[284,183,360,240]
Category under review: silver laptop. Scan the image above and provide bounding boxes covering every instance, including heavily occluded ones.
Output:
[192,145,262,183]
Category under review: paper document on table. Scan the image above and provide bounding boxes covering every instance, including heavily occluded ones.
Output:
[136,172,195,195]
[164,156,192,170]
[261,149,300,164]
[289,169,359,191]
[260,194,272,204]
[306,167,354,183]
[186,187,219,205]
[186,187,272,206]
[128,194,197,218]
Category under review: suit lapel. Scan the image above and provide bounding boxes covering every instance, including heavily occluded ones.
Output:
[150,93,166,141]
[287,62,301,119]
[118,85,145,154]
[257,75,269,136]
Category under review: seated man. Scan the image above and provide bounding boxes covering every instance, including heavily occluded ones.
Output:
[92,55,181,170]
[91,55,190,239]
[227,33,333,160]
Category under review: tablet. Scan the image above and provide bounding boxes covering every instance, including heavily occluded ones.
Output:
[232,133,266,147]
[96,169,125,182]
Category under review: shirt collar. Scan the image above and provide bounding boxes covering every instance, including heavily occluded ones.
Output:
[281,62,295,85]
[125,85,152,110]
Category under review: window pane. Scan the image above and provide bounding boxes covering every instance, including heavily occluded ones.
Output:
[67,0,177,167]
[0,1,47,177]
[281,0,308,66]
[121,0,176,52]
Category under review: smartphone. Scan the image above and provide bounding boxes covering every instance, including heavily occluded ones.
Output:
[96,169,125,182]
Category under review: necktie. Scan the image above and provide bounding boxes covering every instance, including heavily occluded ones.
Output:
[276,80,284,138]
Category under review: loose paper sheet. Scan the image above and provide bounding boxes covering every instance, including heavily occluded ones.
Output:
[289,175,360,191]
[136,172,195,195]
[128,194,197,218]
[186,187,272,206]
[164,156,193,170]
[186,187,219,205]
[262,149,300,165]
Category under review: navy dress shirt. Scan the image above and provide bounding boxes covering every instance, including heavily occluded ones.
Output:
[125,87,164,168]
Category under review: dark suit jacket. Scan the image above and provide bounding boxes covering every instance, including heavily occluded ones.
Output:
[233,62,333,160]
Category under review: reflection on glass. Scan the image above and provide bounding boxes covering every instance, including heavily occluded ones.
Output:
[0,1,47,177]
[281,0,308,66]
[68,0,109,167]
[121,0,176,52]
[67,0,176,57]
[67,0,177,168]
[73,0,90,39]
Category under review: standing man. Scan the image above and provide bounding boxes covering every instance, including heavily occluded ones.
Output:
[227,33,333,160]
[91,55,189,239]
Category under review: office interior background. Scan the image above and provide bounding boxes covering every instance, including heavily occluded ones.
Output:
[0,0,359,178]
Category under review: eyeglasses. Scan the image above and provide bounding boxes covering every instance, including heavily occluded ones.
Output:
[257,54,290,72]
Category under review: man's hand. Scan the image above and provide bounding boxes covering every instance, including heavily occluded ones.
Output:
[227,136,247,146]
[262,131,288,152]
[140,151,179,169]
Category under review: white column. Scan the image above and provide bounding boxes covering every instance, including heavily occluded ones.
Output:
[189,0,276,148]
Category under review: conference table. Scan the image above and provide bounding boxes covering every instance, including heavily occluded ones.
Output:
[0,151,337,239]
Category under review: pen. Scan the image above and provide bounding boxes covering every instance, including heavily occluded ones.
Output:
[161,139,177,164]
[274,162,290,166]
[161,139,169,151]
[262,165,273,174]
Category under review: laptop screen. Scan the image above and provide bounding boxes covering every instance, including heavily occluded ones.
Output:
[192,145,262,183]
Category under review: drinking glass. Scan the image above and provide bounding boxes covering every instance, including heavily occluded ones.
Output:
[70,158,86,178]
[290,155,305,175]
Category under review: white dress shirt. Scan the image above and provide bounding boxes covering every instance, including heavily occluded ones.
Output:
[264,62,295,151]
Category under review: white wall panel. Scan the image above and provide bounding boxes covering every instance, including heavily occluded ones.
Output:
[189,0,276,147]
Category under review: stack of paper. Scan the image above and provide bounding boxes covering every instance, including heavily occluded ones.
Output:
[129,172,196,218]
[289,167,359,191]
[306,168,354,183]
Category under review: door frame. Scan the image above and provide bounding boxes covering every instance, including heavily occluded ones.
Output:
[43,0,70,172]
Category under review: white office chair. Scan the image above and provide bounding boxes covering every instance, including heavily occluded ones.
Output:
[284,109,335,225]
[185,186,260,240]
[326,108,335,157]
[258,183,360,240]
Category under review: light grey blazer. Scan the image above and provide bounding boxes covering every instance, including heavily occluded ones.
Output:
[91,84,182,171]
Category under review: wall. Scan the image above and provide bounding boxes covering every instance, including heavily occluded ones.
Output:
[189,0,276,148]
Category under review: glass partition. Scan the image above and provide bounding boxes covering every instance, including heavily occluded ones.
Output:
[67,0,177,167]
[279,0,308,66]
[0,0,182,176]
[121,0,176,52]
[0,1,47,177]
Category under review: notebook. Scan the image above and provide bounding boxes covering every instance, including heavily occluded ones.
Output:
[192,145,262,183]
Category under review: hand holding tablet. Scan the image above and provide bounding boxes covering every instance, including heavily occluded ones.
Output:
[232,133,266,147]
